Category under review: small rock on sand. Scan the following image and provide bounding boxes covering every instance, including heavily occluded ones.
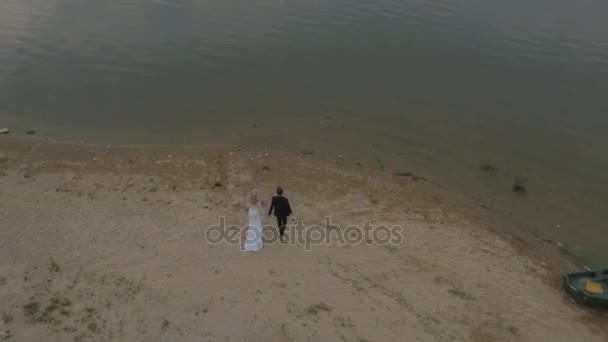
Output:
[0,330,13,340]
[0,128,9,134]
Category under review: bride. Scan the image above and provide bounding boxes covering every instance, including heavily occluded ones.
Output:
[244,189,264,252]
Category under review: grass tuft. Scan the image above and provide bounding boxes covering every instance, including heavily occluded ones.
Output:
[1,312,13,324]
[306,302,332,315]
[479,160,498,172]
[48,258,60,273]
[23,301,40,319]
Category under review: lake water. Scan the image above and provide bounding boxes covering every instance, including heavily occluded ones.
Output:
[1,0,607,265]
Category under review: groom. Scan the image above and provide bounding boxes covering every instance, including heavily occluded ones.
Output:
[268,186,292,241]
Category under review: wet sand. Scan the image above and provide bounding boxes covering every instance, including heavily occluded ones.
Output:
[0,137,606,341]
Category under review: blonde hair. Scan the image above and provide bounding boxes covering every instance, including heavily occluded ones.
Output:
[248,189,259,205]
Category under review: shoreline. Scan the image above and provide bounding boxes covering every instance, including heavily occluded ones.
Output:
[0,135,588,271]
[2,124,606,267]
[1,136,606,341]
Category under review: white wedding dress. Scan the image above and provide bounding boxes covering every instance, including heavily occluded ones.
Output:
[244,204,263,252]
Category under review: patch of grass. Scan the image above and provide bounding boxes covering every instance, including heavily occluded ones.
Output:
[87,322,98,333]
[85,307,97,316]
[448,288,476,301]
[1,312,13,324]
[213,181,222,188]
[62,326,77,333]
[306,302,332,315]
[52,295,71,308]
[161,319,170,331]
[479,160,498,172]
[412,175,427,182]
[301,150,315,156]
[335,316,355,327]
[376,157,385,171]
[1,330,13,341]
[384,245,398,253]
[40,302,59,323]
[48,258,60,273]
[22,294,71,324]
[280,322,294,342]
[262,165,271,171]
[23,301,40,319]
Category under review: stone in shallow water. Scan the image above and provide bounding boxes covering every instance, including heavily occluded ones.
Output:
[0,128,9,134]
[513,184,527,193]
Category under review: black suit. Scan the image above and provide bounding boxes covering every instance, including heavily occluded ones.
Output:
[269,195,292,237]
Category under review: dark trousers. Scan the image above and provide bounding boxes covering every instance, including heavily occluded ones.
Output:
[276,216,288,237]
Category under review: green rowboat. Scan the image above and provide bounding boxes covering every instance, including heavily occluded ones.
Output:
[563,269,608,308]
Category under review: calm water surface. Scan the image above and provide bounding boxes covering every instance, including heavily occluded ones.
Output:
[1,0,607,265]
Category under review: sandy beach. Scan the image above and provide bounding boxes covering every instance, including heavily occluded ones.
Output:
[0,137,606,342]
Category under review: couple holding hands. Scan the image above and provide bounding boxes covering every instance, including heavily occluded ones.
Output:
[244,187,292,252]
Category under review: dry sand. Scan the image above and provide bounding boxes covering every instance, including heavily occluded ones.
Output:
[0,137,606,342]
